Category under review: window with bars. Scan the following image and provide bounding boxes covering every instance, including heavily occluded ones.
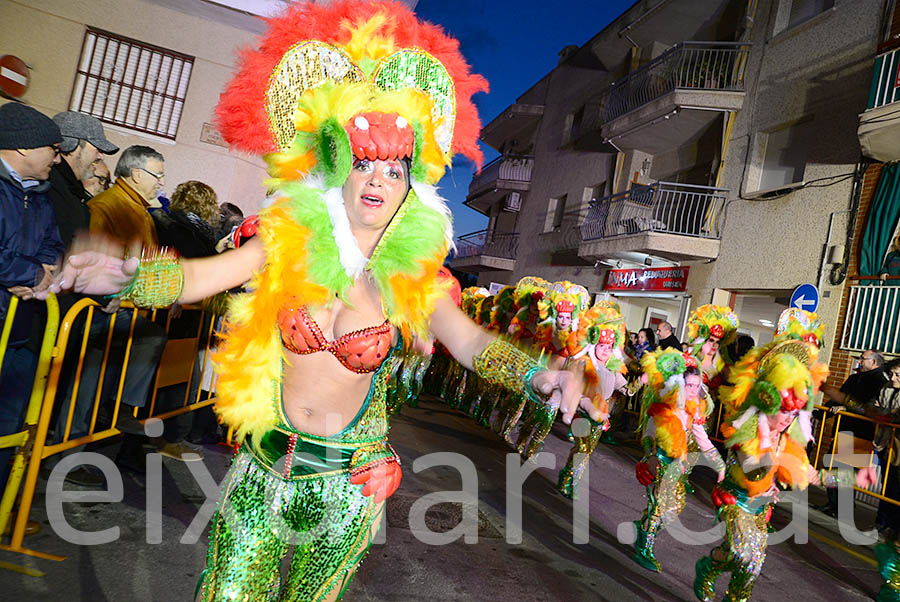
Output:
[69,28,194,141]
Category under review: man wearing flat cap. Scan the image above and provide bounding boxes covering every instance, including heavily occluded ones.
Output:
[49,111,118,247]
[0,102,66,489]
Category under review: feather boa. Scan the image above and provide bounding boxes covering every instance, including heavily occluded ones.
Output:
[213,180,451,444]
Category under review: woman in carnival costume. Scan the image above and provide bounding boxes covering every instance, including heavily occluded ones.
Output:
[557,300,629,498]
[632,349,725,572]
[694,331,876,602]
[687,304,740,389]
[516,286,582,458]
[46,3,600,600]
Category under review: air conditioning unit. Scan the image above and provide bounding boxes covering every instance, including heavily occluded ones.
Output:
[503,192,521,212]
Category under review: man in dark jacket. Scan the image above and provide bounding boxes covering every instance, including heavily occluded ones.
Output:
[48,111,118,247]
[655,321,682,351]
[0,102,65,489]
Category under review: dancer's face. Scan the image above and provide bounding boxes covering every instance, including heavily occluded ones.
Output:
[684,374,702,401]
[595,342,613,364]
[768,409,800,433]
[556,312,572,331]
[343,158,408,231]
[702,335,721,357]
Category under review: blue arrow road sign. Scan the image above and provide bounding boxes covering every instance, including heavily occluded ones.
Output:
[790,283,819,313]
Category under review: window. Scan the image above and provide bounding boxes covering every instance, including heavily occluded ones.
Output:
[70,28,194,140]
[774,0,834,35]
[544,194,567,233]
[758,121,812,191]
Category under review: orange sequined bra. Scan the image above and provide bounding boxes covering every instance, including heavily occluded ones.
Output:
[278,306,393,374]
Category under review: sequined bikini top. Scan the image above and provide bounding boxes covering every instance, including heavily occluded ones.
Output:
[278,306,393,374]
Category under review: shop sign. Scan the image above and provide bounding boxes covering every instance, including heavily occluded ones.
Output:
[604,266,690,292]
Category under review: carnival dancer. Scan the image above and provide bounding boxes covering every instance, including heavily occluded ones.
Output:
[557,301,628,498]
[687,304,739,389]
[45,3,600,600]
[694,335,877,602]
[500,277,550,438]
[516,288,581,458]
[632,349,725,572]
[487,285,519,433]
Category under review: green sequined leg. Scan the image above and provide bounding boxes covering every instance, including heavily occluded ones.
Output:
[599,397,625,446]
[473,383,498,428]
[501,393,529,441]
[632,462,687,572]
[491,391,511,434]
[557,418,604,499]
[876,541,900,602]
[517,402,557,460]
[695,504,767,602]
[198,453,381,602]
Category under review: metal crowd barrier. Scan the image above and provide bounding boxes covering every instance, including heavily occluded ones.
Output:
[0,296,223,573]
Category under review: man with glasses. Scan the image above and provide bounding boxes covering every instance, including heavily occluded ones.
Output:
[82,159,111,197]
[88,145,164,246]
[0,102,66,496]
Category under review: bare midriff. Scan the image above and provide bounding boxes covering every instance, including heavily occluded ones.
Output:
[280,281,395,437]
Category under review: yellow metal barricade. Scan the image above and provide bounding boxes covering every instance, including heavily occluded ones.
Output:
[1,297,223,571]
[0,294,59,576]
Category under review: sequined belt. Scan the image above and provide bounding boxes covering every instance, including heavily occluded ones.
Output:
[718,479,773,515]
[245,427,396,481]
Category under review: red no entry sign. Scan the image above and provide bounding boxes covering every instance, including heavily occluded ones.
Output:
[0,55,30,99]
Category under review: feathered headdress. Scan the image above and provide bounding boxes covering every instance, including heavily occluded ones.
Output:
[686,304,739,352]
[570,301,627,373]
[775,308,824,351]
[720,338,829,455]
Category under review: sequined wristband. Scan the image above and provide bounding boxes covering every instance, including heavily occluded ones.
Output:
[116,249,184,309]
[819,468,854,488]
[472,339,543,404]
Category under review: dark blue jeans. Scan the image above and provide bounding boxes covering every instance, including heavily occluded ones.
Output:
[0,346,38,489]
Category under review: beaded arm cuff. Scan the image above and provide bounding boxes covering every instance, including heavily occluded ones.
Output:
[116,249,184,309]
[472,339,543,404]
[819,468,854,488]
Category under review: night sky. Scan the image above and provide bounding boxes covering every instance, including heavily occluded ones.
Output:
[414,0,635,237]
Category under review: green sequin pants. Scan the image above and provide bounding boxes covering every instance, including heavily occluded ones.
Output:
[694,504,768,602]
[516,398,557,460]
[557,417,605,499]
[633,459,686,564]
[197,451,382,602]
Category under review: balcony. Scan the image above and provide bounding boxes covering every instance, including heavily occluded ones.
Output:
[464,155,534,216]
[449,230,519,273]
[565,92,617,153]
[480,103,544,152]
[859,47,900,162]
[578,182,726,262]
[601,42,750,154]
[841,285,900,356]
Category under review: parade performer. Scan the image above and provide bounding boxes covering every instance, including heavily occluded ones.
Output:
[686,304,739,388]
[46,3,599,600]
[632,349,724,572]
[694,336,877,602]
[557,300,628,498]
[516,287,581,457]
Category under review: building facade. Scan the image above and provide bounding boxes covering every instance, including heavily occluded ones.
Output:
[453,0,888,365]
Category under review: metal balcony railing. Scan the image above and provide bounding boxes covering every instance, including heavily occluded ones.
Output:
[469,155,534,194]
[453,230,520,260]
[605,41,751,122]
[580,182,727,242]
[868,47,900,110]
[841,285,900,355]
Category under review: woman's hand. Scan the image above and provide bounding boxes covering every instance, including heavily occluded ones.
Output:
[856,466,878,488]
[531,369,603,424]
[37,235,140,299]
[351,458,402,503]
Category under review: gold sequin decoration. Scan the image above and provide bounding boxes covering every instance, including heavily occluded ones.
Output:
[372,49,457,154]
[266,41,365,151]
